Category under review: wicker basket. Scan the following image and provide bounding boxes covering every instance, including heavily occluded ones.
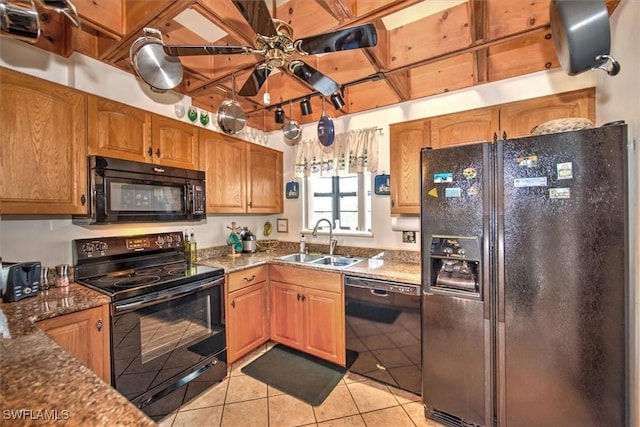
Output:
[531,117,594,135]
[256,239,279,252]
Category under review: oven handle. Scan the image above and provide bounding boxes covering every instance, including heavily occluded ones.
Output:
[114,276,224,314]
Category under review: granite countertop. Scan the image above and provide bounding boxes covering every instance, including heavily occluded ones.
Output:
[0,285,156,427]
[198,248,422,285]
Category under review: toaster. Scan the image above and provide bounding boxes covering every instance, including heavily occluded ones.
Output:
[1,262,41,303]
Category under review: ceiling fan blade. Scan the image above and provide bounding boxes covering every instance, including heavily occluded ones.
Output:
[238,65,273,97]
[298,23,377,54]
[163,45,250,56]
[231,0,277,37]
[290,61,340,96]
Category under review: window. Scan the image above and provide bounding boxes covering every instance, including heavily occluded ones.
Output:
[305,172,371,233]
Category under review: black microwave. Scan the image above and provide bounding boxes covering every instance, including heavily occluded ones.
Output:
[73,156,206,225]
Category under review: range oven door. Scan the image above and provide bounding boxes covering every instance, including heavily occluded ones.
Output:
[110,276,226,410]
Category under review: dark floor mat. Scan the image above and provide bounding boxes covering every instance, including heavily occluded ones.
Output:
[241,344,345,406]
[345,301,401,324]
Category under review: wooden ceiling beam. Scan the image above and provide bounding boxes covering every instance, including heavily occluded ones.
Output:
[387,24,551,76]
[314,0,356,24]
[385,70,411,102]
[470,0,489,84]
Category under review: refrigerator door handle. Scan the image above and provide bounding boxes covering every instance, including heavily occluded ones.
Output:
[496,140,506,324]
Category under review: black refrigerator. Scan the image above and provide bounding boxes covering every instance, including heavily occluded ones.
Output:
[420,123,628,427]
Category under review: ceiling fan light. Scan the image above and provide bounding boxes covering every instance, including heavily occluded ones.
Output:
[274,106,285,124]
[300,98,313,116]
[330,92,345,110]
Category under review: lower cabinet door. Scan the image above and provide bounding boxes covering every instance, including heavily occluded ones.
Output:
[37,304,111,383]
[303,287,345,366]
[270,281,304,349]
[227,282,269,363]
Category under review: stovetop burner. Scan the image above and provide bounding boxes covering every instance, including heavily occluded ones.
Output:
[114,275,161,288]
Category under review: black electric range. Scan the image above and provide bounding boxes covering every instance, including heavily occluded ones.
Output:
[73,231,224,301]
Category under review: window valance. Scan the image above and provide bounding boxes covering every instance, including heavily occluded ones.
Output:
[294,127,379,178]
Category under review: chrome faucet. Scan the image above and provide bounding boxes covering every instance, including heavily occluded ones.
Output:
[312,218,338,256]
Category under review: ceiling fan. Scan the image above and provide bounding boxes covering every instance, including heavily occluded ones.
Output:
[130,0,377,97]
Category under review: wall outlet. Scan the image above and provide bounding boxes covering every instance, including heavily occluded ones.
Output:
[402,231,417,244]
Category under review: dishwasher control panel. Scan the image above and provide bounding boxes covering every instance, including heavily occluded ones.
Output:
[344,276,421,296]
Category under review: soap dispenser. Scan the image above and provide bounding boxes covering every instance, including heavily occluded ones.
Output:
[299,234,306,254]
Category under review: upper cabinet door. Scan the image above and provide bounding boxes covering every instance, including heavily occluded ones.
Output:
[431,107,499,149]
[87,95,152,163]
[0,68,87,214]
[199,129,247,213]
[390,120,430,215]
[151,116,199,169]
[499,88,595,139]
[247,144,283,214]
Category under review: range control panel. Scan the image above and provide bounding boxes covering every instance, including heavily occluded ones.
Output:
[74,232,184,261]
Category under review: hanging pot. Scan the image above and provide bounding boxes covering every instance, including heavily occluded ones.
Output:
[550,0,620,76]
[0,0,40,43]
[129,28,183,92]
[217,73,246,135]
[317,97,335,147]
[283,101,302,146]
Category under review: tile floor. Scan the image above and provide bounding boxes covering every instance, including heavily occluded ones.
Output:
[157,342,445,427]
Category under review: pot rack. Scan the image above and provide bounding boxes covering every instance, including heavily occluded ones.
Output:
[264,72,385,115]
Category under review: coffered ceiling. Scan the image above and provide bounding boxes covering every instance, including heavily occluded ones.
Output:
[23,0,620,131]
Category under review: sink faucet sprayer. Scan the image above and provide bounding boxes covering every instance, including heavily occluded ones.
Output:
[312,218,338,255]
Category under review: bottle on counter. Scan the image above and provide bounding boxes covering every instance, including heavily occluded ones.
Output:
[299,234,306,254]
[184,229,191,264]
[189,228,197,265]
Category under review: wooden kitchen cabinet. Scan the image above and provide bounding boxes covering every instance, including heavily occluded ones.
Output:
[88,95,199,169]
[269,265,345,366]
[499,88,595,138]
[87,95,152,163]
[0,68,87,214]
[199,130,247,213]
[430,107,499,149]
[390,88,595,214]
[226,266,269,364]
[151,115,199,169]
[389,119,430,214]
[37,304,111,383]
[199,129,283,214]
[247,143,283,213]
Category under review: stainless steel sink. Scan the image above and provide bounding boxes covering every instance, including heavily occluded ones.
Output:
[276,253,326,263]
[275,253,365,269]
[308,256,364,268]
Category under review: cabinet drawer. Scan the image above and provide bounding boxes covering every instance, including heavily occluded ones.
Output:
[269,265,342,294]
[228,265,268,292]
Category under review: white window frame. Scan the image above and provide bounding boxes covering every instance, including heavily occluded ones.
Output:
[302,172,373,237]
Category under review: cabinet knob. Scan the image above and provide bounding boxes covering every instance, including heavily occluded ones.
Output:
[297,293,301,301]
[248,201,252,208]
[231,300,236,309]
[148,146,153,157]
[301,294,306,302]
[96,319,103,332]
[80,194,86,205]
[156,148,161,158]
[243,275,256,282]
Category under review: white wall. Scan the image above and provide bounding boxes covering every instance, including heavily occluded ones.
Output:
[597,1,640,425]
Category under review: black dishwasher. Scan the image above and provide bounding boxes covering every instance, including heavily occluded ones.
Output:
[344,276,421,394]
